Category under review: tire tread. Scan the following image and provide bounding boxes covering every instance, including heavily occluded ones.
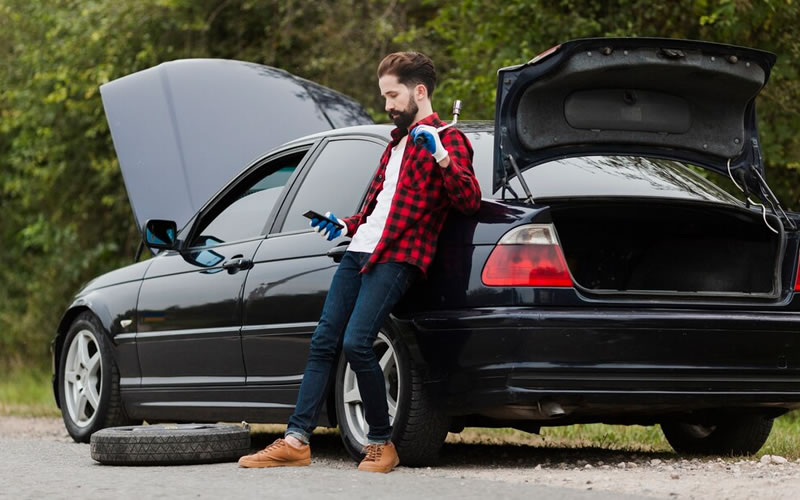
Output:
[90,425,251,465]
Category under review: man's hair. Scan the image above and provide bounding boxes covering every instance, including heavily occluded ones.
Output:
[377,52,437,98]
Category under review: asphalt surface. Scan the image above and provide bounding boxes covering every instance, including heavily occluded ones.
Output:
[4,418,800,499]
[0,421,645,500]
[0,439,643,500]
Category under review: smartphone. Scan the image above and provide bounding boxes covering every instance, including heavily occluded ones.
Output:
[303,210,344,229]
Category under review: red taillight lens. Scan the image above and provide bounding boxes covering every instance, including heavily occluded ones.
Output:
[481,224,573,287]
[527,44,561,65]
[794,250,800,291]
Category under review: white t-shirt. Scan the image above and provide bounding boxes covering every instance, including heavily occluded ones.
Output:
[347,137,407,254]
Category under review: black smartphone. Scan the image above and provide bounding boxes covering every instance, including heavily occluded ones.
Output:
[303,210,344,229]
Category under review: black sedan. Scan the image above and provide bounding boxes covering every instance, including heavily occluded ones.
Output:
[53,39,800,464]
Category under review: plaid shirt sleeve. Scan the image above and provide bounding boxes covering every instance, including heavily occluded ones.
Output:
[439,127,481,215]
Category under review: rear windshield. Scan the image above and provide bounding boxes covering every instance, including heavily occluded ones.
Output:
[502,157,742,205]
[465,131,745,205]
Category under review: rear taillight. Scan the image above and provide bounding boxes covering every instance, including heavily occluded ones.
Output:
[794,249,800,292]
[481,224,573,287]
[527,44,561,65]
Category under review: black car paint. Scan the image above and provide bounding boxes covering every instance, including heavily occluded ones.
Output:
[494,38,777,192]
[53,124,800,426]
[100,59,373,234]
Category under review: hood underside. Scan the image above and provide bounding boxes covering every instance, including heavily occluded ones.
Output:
[494,38,777,193]
[101,59,373,233]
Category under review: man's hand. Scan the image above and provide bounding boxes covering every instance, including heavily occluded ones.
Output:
[410,125,448,163]
[310,211,346,241]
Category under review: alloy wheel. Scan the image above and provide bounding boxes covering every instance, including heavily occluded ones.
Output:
[63,329,103,428]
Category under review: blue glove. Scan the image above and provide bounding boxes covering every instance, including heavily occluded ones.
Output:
[310,211,346,241]
[410,124,448,162]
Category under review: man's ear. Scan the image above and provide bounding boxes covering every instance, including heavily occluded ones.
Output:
[414,83,428,101]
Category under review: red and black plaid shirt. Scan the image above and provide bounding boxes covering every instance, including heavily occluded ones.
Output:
[342,113,481,274]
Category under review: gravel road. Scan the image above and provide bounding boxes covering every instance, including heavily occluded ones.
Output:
[1,416,799,499]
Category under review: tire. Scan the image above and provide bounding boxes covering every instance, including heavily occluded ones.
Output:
[661,414,774,455]
[335,327,451,466]
[90,424,250,465]
[58,312,137,443]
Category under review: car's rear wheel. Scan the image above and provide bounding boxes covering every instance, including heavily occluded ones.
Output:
[58,312,136,443]
[335,328,450,466]
[660,414,774,455]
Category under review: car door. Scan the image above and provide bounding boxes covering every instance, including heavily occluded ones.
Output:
[135,146,312,393]
[240,136,387,415]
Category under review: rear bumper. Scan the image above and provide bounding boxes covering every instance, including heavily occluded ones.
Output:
[399,307,800,421]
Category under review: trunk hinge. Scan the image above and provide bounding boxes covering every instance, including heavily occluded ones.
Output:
[505,154,535,204]
[500,176,520,201]
[727,158,796,233]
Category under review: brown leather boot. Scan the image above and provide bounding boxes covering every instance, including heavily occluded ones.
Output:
[357,442,400,473]
[238,438,311,468]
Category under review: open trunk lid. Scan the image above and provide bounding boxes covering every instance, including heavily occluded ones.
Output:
[493,38,777,194]
[100,59,373,233]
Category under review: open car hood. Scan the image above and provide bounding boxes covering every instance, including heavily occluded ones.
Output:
[493,38,777,193]
[100,59,372,233]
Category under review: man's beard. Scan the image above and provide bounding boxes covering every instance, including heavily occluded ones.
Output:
[389,99,419,131]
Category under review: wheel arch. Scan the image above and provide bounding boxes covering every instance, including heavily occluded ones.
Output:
[52,298,117,408]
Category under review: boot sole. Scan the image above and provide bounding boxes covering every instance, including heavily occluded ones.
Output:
[238,457,311,468]
[357,455,400,473]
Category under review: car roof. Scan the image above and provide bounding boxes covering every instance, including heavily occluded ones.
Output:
[281,120,494,146]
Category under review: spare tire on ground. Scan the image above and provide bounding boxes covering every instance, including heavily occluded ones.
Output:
[90,424,251,465]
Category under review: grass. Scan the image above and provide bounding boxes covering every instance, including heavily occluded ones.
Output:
[446,412,800,459]
[3,369,799,459]
[0,366,60,417]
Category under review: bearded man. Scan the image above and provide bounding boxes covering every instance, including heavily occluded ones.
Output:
[238,51,481,473]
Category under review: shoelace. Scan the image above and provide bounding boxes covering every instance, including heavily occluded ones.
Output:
[363,444,384,462]
[257,438,286,455]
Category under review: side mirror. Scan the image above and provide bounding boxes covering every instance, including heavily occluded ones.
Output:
[144,219,178,250]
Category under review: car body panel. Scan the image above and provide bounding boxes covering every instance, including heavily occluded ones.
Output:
[494,38,777,192]
[135,239,263,387]
[100,59,372,233]
[78,260,153,295]
[399,306,800,420]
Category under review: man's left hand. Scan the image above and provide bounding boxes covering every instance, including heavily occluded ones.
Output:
[410,125,448,163]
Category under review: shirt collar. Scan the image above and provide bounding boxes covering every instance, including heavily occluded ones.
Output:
[390,112,444,145]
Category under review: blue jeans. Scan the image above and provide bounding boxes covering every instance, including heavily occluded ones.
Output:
[285,251,418,444]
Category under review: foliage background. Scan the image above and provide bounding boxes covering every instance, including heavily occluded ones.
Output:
[2,0,799,371]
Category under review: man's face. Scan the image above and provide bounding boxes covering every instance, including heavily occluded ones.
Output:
[379,74,419,130]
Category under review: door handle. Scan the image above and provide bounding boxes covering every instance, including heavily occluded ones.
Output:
[221,255,253,273]
[326,242,349,263]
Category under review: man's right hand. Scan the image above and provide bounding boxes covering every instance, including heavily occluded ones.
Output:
[310,211,346,241]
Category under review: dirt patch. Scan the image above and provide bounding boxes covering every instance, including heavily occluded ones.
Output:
[0,416,71,441]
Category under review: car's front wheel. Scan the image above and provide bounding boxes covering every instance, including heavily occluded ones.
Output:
[58,312,135,442]
[334,327,450,466]
[660,414,774,455]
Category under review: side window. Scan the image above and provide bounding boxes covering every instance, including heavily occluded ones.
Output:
[280,139,385,233]
[191,150,308,247]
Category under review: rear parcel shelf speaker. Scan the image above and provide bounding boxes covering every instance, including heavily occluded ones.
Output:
[564,89,691,134]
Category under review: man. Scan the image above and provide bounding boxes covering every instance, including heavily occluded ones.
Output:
[238,51,481,473]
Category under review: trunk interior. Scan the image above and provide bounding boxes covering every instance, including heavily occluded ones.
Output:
[550,201,783,297]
